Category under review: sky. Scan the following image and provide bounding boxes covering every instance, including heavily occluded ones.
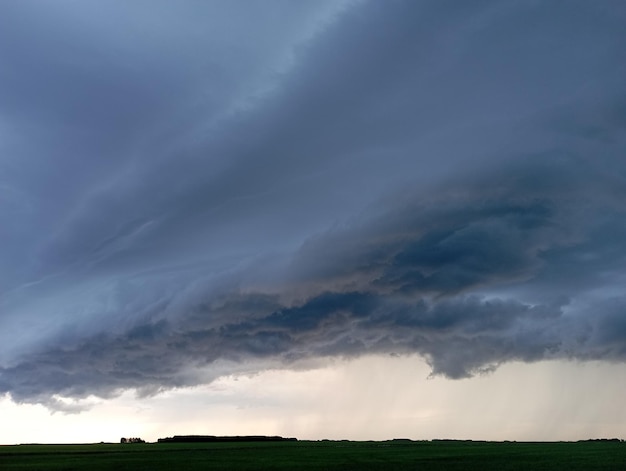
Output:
[1,0,626,444]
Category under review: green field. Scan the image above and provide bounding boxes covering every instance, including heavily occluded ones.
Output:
[1,440,625,470]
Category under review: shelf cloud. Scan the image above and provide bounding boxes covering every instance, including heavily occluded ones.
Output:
[1,0,625,408]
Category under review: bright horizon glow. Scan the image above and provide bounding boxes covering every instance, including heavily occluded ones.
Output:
[2,356,626,445]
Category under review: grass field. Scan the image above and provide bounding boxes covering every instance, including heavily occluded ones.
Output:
[1,440,625,470]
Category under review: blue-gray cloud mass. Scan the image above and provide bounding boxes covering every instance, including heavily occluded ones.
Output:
[1,0,626,407]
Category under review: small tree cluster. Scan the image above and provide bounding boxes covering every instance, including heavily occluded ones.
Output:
[120,437,145,444]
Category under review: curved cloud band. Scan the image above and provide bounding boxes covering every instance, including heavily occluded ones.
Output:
[1,0,625,406]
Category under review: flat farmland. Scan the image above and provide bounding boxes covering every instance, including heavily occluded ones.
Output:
[1,440,625,470]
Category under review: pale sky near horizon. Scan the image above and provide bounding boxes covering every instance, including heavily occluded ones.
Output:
[1,0,626,444]
[3,356,626,444]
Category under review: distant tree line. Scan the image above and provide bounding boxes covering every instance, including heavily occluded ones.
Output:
[157,435,297,443]
[578,438,623,443]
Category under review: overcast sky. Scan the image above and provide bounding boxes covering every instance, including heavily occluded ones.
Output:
[1,0,626,444]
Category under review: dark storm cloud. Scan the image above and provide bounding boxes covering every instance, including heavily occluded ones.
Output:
[2,288,624,404]
[5,150,626,404]
[1,0,626,406]
[292,153,626,297]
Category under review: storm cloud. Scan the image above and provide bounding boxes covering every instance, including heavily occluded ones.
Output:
[1,0,626,407]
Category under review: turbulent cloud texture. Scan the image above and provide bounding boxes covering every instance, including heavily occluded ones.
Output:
[1,0,625,407]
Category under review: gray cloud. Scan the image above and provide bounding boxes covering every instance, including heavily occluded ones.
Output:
[3,154,626,404]
[1,0,626,407]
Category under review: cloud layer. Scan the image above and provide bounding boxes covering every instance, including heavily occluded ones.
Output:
[1,0,625,406]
